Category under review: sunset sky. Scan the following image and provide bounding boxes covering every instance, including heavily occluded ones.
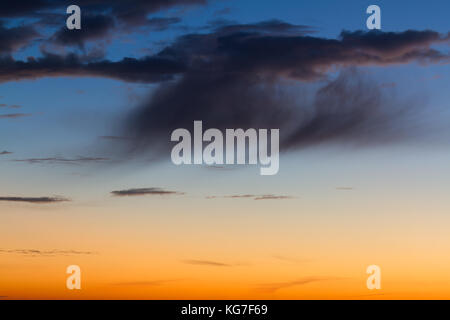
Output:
[1,0,450,299]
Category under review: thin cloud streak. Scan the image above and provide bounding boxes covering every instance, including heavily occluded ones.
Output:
[254,195,294,200]
[0,104,21,108]
[273,255,309,263]
[99,135,133,141]
[0,113,31,119]
[0,249,97,256]
[258,276,343,293]
[111,187,185,197]
[182,259,233,267]
[13,156,109,164]
[207,194,294,200]
[0,196,69,203]
[110,279,179,286]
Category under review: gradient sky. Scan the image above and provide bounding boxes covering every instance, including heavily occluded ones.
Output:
[1,0,450,299]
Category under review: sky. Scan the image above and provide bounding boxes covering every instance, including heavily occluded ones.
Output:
[0,0,450,299]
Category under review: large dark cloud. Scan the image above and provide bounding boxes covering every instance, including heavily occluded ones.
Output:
[1,25,446,85]
[0,20,448,154]
[118,25,448,155]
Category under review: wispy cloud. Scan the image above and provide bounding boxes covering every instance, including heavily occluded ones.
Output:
[99,135,133,141]
[0,113,31,119]
[354,293,386,298]
[207,194,294,200]
[273,255,308,263]
[0,104,21,108]
[0,196,69,203]
[13,156,109,164]
[0,151,12,155]
[258,276,342,293]
[182,259,233,267]
[254,195,294,200]
[0,249,97,256]
[110,279,179,286]
[226,194,256,199]
[111,188,185,197]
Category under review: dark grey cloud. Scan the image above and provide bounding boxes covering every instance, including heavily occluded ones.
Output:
[111,187,185,197]
[0,151,12,155]
[0,22,39,54]
[145,17,182,31]
[51,14,115,49]
[13,156,108,164]
[0,25,446,89]
[0,196,69,203]
[0,249,95,256]
[214,7,233,16]
[214,19,316,35]
[2,1,206,51]
[0,0,50,18]
[0,53,185,83]
[182,259,232,267]
[107,0,206,27]
[0,0,207,20]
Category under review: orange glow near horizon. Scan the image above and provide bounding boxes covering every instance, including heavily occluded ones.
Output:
[2,192,450,300]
